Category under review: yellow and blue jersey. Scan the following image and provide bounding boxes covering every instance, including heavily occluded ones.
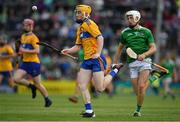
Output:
[20,33,41,77]
[75,19,102,60]
[0,45,14,71]
[75,19,107,72]
[20,33,40,63]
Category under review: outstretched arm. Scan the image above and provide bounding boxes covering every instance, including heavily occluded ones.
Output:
[114,43,124,64]
[19,47,40,54]
[61,45,81,54]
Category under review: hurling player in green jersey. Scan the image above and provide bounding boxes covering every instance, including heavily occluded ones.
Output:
[161,52,177,100]
[114,10,157,117]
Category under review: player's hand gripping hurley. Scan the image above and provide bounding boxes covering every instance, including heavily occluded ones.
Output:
[36,42,78,61]
[126,47,169,73]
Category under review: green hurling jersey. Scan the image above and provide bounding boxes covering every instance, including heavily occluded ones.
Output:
[161,59,175,78]
[120,26,155,63]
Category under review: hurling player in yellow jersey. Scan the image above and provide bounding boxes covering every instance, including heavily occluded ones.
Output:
[61,5,123,118]
[14,19,52,107]
[0,37,15,87]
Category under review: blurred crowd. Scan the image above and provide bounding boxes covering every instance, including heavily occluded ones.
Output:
[0,0,179,80]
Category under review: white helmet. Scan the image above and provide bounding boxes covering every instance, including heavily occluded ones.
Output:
[125,10,141,23]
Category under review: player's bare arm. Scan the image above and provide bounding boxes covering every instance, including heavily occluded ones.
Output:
[61,45,81,54]
[138,43,157,61]
[19,47,40,54]
[114,43,124,64]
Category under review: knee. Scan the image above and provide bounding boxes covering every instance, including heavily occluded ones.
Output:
[33,82,43,88]
[139,84,146,94]
[13,75,21,83]
[78,84,87,91]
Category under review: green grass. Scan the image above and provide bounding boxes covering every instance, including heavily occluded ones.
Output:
[0,93,180,121]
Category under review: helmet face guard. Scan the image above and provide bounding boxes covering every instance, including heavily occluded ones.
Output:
[74,5,91,23]
[74,10,84,19]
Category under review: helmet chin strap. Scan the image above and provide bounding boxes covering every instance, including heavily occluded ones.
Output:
[133,16,140,23]
[129,17,140,29]
[75,12,89,24]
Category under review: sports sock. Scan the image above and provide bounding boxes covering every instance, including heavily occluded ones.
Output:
[44,97,50,101]
[85,103,93,113]
[136,105,141,112]
[109,69,118,77]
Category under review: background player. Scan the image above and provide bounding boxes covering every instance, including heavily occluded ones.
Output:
[161,52,178,99]
[149,69,168,96]
[114,10,157,117]
[13,18,52,107]
[61,4,123,118]
[0,36,15,88]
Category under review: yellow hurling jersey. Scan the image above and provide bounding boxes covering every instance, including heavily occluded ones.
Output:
[21,33,40,63]
[75,19,102,60]
[0,45,14,71]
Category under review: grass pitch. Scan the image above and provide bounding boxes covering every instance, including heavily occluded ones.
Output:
[0,93,180,121]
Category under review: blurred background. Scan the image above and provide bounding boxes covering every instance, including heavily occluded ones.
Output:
[0,0,180,96]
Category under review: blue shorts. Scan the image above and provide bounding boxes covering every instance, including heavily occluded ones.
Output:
[20,62,41,77]
[81,54,107,72]
[0,71,12,78]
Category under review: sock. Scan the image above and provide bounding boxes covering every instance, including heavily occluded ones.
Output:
[109,69,118,78]
[136,105,141,112]
[85,103,93,113]
[44,97,50,102]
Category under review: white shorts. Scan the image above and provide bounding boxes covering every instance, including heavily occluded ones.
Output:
[128,58,152,79]
[163,77,172,84]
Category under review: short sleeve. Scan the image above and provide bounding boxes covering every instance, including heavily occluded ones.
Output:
[119,32,126,45]
[147,29,155,44]
[7,46,14,55]
[83,20,102,38]
[32,35,39,49]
